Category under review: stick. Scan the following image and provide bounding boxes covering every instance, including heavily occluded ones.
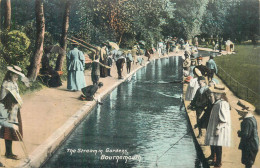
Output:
[15,130,30,160]
[71,36,98,50]
[67,38,96,53]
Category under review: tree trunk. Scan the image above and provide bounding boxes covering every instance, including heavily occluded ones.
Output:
[27,0,45,81]
[0,0,2,30]
[4,0,11,31]
[55,0,71,71]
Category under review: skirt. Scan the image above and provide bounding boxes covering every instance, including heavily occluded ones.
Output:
[0,109,23,141]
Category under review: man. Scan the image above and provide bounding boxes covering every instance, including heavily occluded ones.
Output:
[236,99,259,168]
[206,55,218,81]
[81,82,103,104]
[188,76,211,138]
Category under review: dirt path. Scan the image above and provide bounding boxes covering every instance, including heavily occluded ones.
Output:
[1,51,182,167]
[184,54,260,168]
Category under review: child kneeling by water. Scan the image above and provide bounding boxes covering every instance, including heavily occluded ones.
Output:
[80,82,103,104]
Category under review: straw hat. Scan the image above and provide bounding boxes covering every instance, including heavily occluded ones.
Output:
[209,84,226,94]
[6,88,23,107]
[236,99,255,113]
[194,68,202,77]
[7,65,25,77]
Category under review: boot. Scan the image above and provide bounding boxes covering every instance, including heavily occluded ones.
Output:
[5,140,18,160]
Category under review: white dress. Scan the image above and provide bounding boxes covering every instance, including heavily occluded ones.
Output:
[205,99,231,147]
[185,78,199,101]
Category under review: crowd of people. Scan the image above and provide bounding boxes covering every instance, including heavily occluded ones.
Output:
[0,37,258,168]
[183,50,259,168]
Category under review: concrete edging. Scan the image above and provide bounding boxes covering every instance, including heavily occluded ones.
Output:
[16,60,151,168]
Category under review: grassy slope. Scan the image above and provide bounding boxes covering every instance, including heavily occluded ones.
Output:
[215,44,260,110]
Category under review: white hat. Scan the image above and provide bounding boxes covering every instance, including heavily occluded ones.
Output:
[7,65,25,77]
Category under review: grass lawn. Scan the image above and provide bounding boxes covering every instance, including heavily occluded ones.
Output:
[214,44,260,111]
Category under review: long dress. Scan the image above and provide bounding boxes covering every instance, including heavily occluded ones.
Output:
[0,80,23,141]
[67,48,86,91]
[185,78,199,101]
[100,47,108,78]
[205,99,231,147]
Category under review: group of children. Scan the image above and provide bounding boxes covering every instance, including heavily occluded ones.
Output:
[183,53,259,168]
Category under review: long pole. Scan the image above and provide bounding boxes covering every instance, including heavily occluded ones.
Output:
[67,38,96,53]
[71,36,98,50]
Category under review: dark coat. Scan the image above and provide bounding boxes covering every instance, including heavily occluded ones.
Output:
[194,65,210,77]
[190,87,210,108]
[238,116,259,165]
[81,85,98,98]
[239,116,259,151]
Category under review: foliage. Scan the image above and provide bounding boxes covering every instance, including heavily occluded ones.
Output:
[215,45,260,111]
[0,30,31,70]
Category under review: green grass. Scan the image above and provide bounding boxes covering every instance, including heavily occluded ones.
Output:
[214,44,260,112]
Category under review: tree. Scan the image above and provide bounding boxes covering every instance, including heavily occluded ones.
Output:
[0,0,2,30]
[55,0,71,71]
[27,0,45,81]
[4,0,11,31]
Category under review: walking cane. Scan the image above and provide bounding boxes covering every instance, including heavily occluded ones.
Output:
[14,130,30,163]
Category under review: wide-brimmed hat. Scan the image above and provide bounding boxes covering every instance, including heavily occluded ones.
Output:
[209,84,226,94]
[236,99,255,113]
[7,65,25,77]
[6,88,23,107]
[194,68,202,77]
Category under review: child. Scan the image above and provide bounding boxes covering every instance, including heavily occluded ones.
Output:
[236,99,259,168]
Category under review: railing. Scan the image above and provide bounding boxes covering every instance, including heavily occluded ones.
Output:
[217,65,260,109]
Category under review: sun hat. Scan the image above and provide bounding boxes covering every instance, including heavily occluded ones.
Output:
[7,65,25,77]
[6,88,23,107]
[236,99,255,113]
[209,84,226,94]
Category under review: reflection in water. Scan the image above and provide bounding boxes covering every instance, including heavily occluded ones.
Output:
[43,57,206,168]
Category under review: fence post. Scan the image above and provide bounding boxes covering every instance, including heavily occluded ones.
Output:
[247,88,249,100]
[236,82,238,93]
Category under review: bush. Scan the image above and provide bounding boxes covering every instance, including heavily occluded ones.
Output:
[1,30,31,72]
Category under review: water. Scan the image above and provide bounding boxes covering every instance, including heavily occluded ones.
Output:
[198,50,219,57]
[43,57,206,168]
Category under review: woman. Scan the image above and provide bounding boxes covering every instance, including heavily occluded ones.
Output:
[185,68,201,101]
[205,85,231,168]
[67,45,86,91]
[0,66,24,160]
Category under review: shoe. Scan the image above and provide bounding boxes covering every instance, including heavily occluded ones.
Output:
[214,163,222,168]
[5,154,19,160]
[197,133,202,138]
[206,155,214,161]
[0,162,5,167]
